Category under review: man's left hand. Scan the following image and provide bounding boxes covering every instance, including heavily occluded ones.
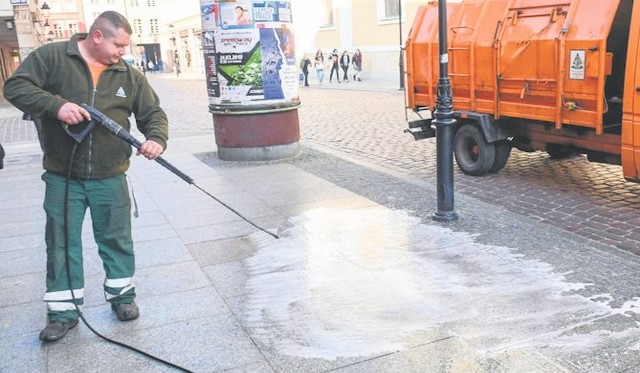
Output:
[137,140,164,160]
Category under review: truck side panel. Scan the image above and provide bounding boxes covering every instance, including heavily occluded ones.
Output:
[406,0,619,132]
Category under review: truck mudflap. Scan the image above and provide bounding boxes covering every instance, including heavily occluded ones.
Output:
[455,111,509,143]
[404,111,509,143]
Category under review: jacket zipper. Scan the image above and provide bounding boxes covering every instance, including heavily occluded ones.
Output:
[88,88,97,178]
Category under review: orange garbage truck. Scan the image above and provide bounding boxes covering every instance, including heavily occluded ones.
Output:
[404,0,640,181]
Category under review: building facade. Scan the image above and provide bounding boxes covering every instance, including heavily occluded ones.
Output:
[0,0,426,86]
[41,0,86,44]
[0,0,20,86]
[298,0,423,84]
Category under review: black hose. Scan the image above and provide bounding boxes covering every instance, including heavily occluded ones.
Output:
[80,103,279,239]
[62,143,193,373]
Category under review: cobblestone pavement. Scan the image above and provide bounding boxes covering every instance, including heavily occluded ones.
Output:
[2,75,639,254]
[294,86,640,254]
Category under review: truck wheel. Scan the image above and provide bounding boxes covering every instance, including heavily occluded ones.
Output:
[489,140,511,173]
[454,124,496,176]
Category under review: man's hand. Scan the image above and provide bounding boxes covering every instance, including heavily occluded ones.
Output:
[137,140,164,160]
[58,102,91,125]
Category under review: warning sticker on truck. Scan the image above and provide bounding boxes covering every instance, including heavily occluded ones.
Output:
[569,50,585,80]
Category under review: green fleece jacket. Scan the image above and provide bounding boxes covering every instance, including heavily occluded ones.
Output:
[3,33,168,179]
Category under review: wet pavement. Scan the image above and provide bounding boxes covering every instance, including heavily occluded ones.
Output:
[1,73,640,372]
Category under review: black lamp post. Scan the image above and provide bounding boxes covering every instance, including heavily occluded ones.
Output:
[432,0,458,221]
[398,0,404,90]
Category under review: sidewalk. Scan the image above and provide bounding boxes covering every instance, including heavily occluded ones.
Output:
[2,81,640,372]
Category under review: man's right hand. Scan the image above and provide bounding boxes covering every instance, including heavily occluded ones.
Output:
[57,102,91,125]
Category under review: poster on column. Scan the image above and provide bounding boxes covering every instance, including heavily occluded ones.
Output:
[199,0,298,106]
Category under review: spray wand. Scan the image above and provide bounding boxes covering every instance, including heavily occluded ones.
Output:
[81,103,279,239]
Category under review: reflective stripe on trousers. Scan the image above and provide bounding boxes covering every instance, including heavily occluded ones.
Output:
[42,171,136,318]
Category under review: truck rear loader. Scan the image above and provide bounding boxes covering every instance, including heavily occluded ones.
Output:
[404,0,640,182]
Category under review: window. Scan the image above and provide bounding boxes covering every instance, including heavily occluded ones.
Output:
[133,19,142,35]
[68,23,78,35]
[147,0,156,7]
[131,0,139,7]
[321,0,333,27]
[54,24,63,38]
[149,19,158,35]
[384,0,400,19]
[65,0,77,12]
[377,0,402,23]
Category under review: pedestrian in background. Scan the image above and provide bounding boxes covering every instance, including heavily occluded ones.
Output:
[352,48,363,81]
[300,54,311,87]
[340,50,351,83]
[329,48,341,83]
[3,10,169,342]
[314,49,325,85]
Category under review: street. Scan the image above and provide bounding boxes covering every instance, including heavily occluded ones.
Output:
[143,76,640,255]
[3,76,638,253]
[3,75,640,372]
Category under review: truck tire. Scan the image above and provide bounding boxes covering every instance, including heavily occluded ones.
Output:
[454,124,496,176]
[489,139,511,173]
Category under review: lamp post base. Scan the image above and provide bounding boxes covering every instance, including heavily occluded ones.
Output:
[432,210,459,222]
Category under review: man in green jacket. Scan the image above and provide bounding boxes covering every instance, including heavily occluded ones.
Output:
[4,11,168,342]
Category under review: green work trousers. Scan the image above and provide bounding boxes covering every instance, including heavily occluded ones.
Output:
[42,171,136,322]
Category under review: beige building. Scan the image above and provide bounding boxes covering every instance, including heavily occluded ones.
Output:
[0,0,86,86]
[156,0,202,76]
[0,0,426,86]
[0,0,21,85]
[295,0,423,84]
[41,0,86,43]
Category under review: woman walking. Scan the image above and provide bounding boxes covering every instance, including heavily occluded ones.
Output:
[329,48,340,83]
[314,49,325,85]
[352,49,363,81]
[340,50,351,83]
[300,54,311,86]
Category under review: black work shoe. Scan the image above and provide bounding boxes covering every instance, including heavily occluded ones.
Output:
[111,302,139,321]
[39,319,79,342]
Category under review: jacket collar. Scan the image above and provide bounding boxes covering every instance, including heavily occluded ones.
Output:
[67,33,128,71]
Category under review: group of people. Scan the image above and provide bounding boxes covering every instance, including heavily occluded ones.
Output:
[299,48,363,86]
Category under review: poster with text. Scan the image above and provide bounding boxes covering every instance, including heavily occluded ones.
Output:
[201,0,297,106]
[201,0,220,29]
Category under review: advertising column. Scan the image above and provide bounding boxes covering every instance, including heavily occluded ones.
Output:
[200,0,301,161]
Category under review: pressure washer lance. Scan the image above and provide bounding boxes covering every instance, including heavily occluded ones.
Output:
[80,103,279,239]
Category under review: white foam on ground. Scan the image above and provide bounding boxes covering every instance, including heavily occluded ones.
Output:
[242,207,638,360]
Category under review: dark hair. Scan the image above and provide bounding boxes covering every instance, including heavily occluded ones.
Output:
[90,11,132,37]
